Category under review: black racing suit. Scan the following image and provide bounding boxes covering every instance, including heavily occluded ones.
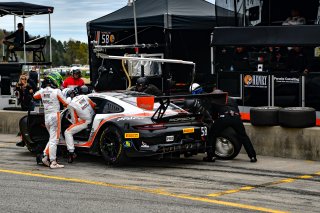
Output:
[131,84,163,96]
[143,84,163,96]
[209,97,256,159]
[190,97,256,159]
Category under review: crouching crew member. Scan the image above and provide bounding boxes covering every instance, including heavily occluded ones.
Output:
[208,89,257,163]
[188,83,257,163]
[64,85,96,163]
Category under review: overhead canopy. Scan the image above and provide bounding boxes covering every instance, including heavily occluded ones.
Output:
[87,0,230,32]
[212,25,320,46]
[0,2,54,17]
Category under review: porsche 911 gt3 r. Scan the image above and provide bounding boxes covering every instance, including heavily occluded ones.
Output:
[20,91,228,165]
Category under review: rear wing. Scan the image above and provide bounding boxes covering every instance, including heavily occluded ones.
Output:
[148,93,228,121]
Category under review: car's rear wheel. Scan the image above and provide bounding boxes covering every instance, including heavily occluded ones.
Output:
[99,125,127,166]
[215,128,242,160]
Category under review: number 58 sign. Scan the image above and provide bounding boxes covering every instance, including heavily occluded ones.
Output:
[95,31,115,45]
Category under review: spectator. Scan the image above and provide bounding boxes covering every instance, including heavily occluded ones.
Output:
[282,8,306,25]
[286,47,308,72]
[231,47,249,71]
[1,23,29,62]
[268,47,288,71]
[62,68,84,89]
[29,66,39,92]
[15,73,36,111]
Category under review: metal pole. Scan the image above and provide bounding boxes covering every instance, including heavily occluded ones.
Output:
[301,75,305,107]
[271,75,274,106]
[210,32,214,75]
[133,0,138,53]
[23,15,26,64]
[268,74,271,106]
[49,13,52,64]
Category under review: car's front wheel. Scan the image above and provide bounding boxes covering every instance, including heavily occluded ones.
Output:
[215,127,242,160]
[99,125,127,166]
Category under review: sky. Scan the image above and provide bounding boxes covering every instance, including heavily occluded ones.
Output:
[1,0,215,43]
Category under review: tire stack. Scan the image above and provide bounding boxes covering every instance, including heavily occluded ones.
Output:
[250,106,316,128]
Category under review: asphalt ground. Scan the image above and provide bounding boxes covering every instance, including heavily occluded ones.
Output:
[0,134,319,213]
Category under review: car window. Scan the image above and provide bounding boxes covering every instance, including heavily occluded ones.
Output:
[102,101,124,114]
[89,97,106,114]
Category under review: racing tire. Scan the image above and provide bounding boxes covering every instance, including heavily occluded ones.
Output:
[215,127,242,160]
[250,106,281,126]
[99,125,128,166]
[279,107,316,128]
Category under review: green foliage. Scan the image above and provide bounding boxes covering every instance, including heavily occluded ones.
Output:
[0,29,88,66]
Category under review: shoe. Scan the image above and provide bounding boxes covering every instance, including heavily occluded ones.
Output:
[250,157,257,163]
[50,161,64,169]
[203,156,216,162]
[67,152,77,163]
[16,141,25,147]
[41,155,50,167]
[36,154,42,164]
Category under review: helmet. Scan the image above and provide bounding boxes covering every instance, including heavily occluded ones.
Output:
[47,71,63,88]
[212,89,224,94]
[62,88,75,99]
[72,68,81,76]
[136,77,149,89]
[79,85,89,95]
[189,83,203,94]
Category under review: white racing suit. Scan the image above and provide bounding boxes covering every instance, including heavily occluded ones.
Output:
[33,87,68,162]
[64,95,96,152]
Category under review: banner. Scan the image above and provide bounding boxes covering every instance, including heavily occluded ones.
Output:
[243,74,267,88]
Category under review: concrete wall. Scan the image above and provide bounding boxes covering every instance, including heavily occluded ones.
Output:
[0,110,27,134]
[244,123,320,161]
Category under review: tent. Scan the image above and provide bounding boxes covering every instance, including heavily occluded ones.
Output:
[0,2,53,17]
[87,0,235,92]
[88,0,216,31]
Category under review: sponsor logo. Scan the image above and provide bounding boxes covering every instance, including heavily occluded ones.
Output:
[169,117,196,122]
[123,141,132,148]
[141,142,149,148]
[125,133,140,138]
[117,117,144,122]
[183,128,194,134]
[244,75,267,88]
[166,135,174,142]
[274,77,299,84]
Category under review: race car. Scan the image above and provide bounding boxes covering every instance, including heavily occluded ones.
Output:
[19,90,241,165]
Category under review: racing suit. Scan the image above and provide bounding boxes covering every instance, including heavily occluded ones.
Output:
[209,97,257,162]
[64,95,96,153]
[33,87,68,162]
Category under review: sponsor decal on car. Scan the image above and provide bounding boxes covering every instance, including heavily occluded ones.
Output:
[123,141,132,148]
[183,128,194,134]
[169,117,196,122]
[125,133,140,138]
[141,142,149,148]
[117,117,144,121]
[166,135,174,142]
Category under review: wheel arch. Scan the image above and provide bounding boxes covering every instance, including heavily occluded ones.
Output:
[90,121,124,154]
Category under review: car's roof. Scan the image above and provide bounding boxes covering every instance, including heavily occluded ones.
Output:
[89,90,150,99]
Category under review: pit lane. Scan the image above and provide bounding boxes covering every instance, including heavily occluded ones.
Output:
[0,134,319,213]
